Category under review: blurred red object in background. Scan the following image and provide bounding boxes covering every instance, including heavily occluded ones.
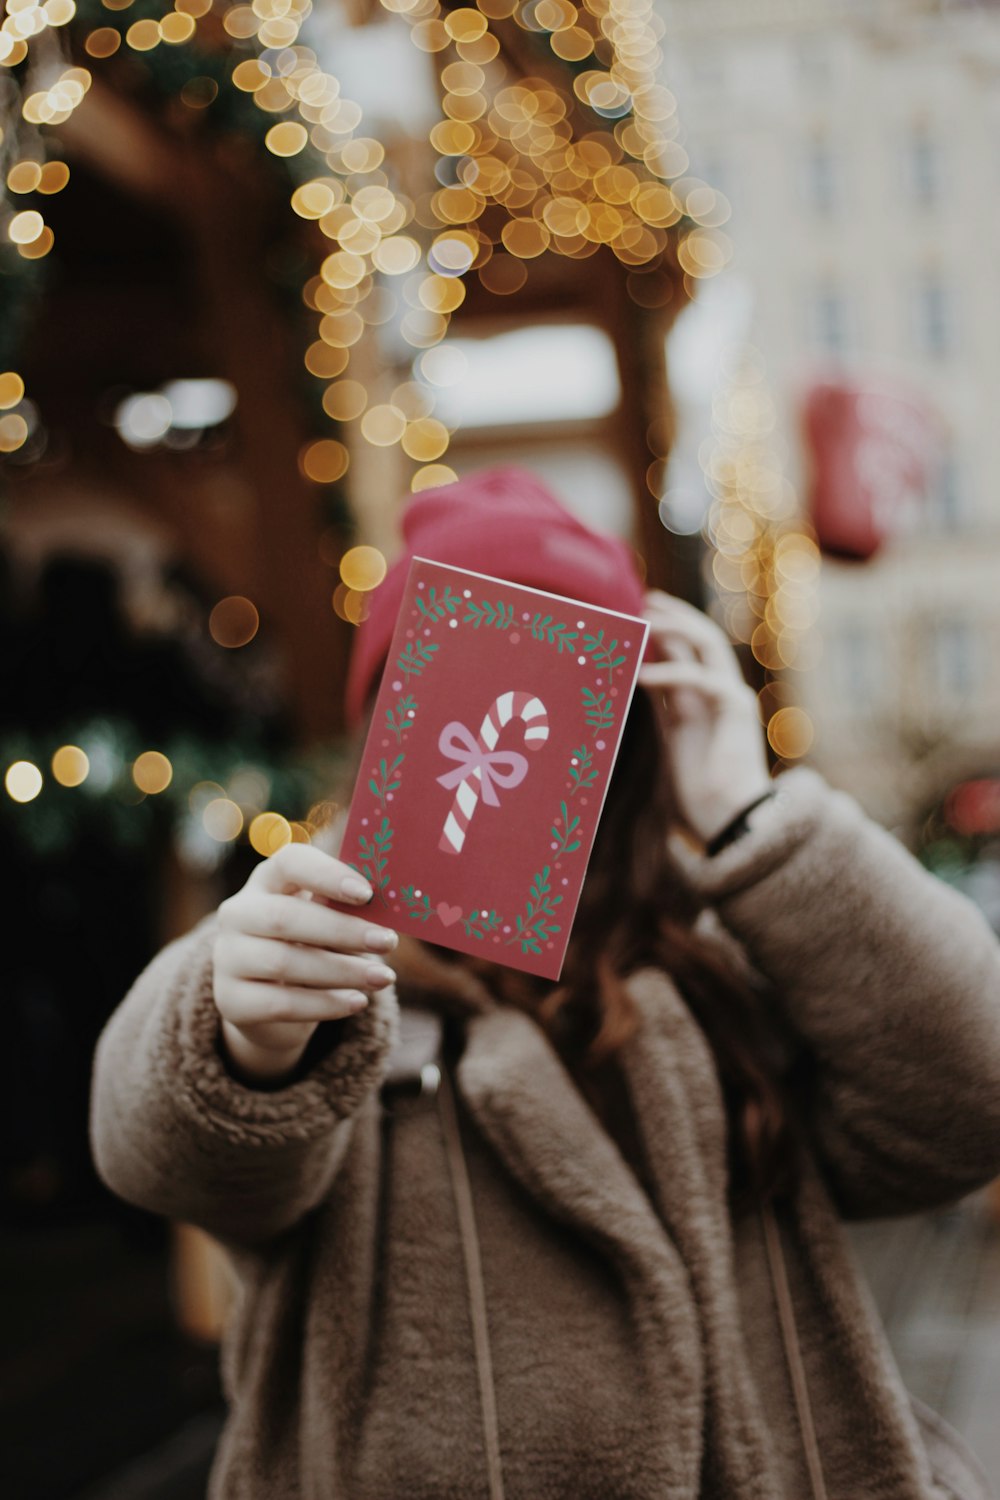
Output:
[803,379,943,559]
[944,779,1000,838]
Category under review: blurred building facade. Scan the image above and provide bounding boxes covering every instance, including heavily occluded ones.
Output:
[660,0,1000,830]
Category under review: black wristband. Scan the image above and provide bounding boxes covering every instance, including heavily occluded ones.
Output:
[704,789,777,857]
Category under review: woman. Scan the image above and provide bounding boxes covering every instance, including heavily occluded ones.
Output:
[90,468,1000,1499]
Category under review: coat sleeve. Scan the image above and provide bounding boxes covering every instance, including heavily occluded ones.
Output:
[675,766,1000,1219]
[89,913,397,1248]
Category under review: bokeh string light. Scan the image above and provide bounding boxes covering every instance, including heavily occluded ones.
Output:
[700,345,820,765]
[2,718,345,865]
[1,0,730,622]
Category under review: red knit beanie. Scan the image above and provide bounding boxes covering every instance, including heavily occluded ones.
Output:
[345,466,650,728]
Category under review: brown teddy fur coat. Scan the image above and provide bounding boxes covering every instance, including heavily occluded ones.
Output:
[89,767,1000,1499]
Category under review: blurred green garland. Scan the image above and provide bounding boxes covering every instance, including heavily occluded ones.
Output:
[1,716,347,862]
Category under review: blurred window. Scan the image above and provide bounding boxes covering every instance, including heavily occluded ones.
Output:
[834,623,884,710]
[903,126,941,207]
[794,40,833,88]
[430,324,621,430]
[926,447,963,531]
[687,47,728,92]
[912,272,954,358]
[929,617,979,699]
[801,137,838,215]
[434,322,633,540]
[807,282,851,355]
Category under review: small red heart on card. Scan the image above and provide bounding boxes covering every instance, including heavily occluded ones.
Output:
[436,902,462,926]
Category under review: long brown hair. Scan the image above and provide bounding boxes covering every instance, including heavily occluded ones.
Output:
[458,688,807,1207]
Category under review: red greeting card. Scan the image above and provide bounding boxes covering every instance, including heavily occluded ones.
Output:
[340,558,649,979]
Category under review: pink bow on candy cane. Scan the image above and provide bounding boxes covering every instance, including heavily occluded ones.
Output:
[436,721,529,807]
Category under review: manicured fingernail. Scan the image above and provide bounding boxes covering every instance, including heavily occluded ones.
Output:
[342,876,373,903]
[365,965,396,990]
[364,927,398,952]
[344,991,368,1009]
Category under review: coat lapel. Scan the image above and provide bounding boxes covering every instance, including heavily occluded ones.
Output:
[622,970,783,1500]
[457,1003,705,1500]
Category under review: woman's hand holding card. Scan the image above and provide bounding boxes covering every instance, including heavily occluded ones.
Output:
[639,590,773,845]
[212,844,398,1085]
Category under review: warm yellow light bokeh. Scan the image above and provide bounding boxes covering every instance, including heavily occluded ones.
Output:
[339,545,388,592]
[401,417,450,462]
[0,413,29,451]
[266,121,308,157]
[84,26,121,57]
[7,161,42,194]
[0,372,25,409]
[203,798,244,842]
[5,761,43,803]
[209,596,260,649]
[37,161,70,193]
[767,706,815,760]
[9,211,44,245]
[300,438,350,483]
[322,380,368,422]
[411,463,459,492]
[51,745,90,787]
[160,12,195,43]
[125,17,160,50]
[360,404,407,447]
[132,750,173,795]
[305,342,350,379]
[249,811,293,857]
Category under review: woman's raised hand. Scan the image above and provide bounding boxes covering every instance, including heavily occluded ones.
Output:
[639,590,773,844]
[212,844,398,1085]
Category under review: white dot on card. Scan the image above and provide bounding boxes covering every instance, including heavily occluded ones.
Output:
[502,925,511,933]
[418,582,425,589]
[449,619,457,628]
[388,889,396,898]
[522,612,530,621]
[570,757,578,766]
[596,678,603,686]
[362,818,369,826]
[562,877,569,885]
[480,909,488,917]
[424,628,431,636]
[464,590,471,598]
[576,620,585,628]
[596,739,606,750]
[577,656,586,665]
[407,710,415,718]
[392,680,402,692]
[624,640,631,648]
[387,793,394,801]
[415,889,422,898]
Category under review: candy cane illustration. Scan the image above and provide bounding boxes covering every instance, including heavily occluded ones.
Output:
[437,691,549,855]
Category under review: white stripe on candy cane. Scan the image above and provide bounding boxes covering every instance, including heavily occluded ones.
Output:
[456,779,478,817]
[437,690,551,856]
